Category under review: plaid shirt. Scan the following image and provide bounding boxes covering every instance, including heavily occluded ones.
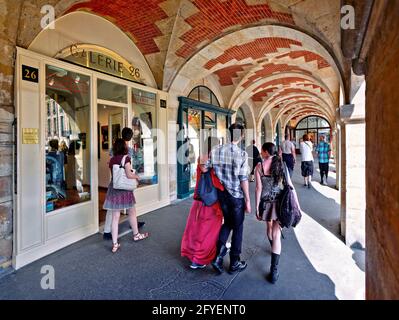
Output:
[316,142,331,163]
[208,143,249,199]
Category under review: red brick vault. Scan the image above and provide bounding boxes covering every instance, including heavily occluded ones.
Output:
[63,0,341,132]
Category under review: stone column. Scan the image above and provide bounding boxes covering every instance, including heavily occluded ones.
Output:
[339,100,366,248]
[0,0,23,269]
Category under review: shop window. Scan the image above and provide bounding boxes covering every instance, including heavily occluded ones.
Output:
[97,79,127,103]
[131,88,158,186]
[188,86,220,107]
[45,65,91,213]
[236,107,246,127]
[217,114,227,145]
[187,109,201,189]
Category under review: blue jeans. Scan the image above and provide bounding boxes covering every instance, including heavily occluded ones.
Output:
[217,189,246,264]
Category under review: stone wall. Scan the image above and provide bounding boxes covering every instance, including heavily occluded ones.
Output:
[365,0,399,299]
[0,0,23,268]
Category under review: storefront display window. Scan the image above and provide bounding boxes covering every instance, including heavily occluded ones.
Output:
[45,65,91,212]
[131,88,158,186]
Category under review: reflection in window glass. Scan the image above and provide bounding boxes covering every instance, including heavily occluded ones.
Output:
[45,65,91,213]
[132,89,158,187]
[188,87,199,101]
[308,117,318,128]
[217,114,227,145]
[97,79,127,103]
[236,107,246,127]
[211,93,220,107]
[188,109,201,189]
[296,118,308,129]
[199,86,211,104]
[319,119,330,128]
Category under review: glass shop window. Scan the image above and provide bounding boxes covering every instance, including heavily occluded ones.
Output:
[45,65,91,213]
[131,88,158,186]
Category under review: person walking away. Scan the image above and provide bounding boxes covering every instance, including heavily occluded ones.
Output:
[315,135,331,185]
[255,142,300,283]
[246,140,261,182]
[181,137,224,269]
[279,134,296,178]
[103,138,149,253]
[103,127,145,240]
[208,123,251,274]
[300,134,314,188]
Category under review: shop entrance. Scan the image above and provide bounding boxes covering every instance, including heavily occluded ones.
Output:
[97,104,128,225]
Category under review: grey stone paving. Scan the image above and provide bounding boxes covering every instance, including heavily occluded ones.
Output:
[0,159,364,300]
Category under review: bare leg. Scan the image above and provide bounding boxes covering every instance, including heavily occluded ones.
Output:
[128,207,139,236]
[111,211,121,244]
[267,221,273,241]
[271,221,282,254]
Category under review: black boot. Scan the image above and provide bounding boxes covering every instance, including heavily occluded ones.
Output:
[267,253,280,284]
[212,243,229,274]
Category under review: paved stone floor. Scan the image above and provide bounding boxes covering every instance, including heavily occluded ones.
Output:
[0,159,365,300]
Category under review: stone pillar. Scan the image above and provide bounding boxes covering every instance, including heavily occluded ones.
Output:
[0,0,22,269]
[339,98,366,248]
[365,0,399,299]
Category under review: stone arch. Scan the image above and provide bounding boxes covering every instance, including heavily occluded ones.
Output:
[28,11,157,88]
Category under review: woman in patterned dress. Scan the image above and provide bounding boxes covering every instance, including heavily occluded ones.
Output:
[103,138,149,253]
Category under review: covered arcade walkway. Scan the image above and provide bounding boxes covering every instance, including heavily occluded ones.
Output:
[0,159,364,300]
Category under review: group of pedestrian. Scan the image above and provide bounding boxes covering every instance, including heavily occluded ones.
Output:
[181,123,299,283]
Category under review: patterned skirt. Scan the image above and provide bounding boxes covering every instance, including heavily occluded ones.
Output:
[103,181,135,210]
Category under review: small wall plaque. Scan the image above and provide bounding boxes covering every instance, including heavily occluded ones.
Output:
[160,99,167,108]
[22,128,39,144]
[22,65,39,83]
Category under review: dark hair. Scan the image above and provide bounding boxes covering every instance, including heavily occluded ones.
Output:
[252,139,256,144]
[113,138,128,156]
[228,122,245,142]
[303,134,310,141]
[122,127,133,142]
[49,139,59,151]
[261,142,284,184]
[284,134,289,140]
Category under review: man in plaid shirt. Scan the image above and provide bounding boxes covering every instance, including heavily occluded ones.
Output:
[207,123,251,275]
[316,135,331,185]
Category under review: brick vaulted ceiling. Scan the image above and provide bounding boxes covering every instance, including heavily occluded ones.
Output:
[63,0,343,124]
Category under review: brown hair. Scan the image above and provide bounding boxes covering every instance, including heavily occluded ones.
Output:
[303,134,310,142]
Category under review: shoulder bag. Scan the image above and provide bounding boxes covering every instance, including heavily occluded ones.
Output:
[113,155,138,191]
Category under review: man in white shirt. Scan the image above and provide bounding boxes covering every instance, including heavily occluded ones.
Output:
[279,134,296,177]
[299,134,314,188]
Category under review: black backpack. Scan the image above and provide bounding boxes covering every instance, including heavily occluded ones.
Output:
[277,165,302,228]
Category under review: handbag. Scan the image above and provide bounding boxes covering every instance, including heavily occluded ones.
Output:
[112,155,138,191]
[197,170,218,207]
[277,163,302,228]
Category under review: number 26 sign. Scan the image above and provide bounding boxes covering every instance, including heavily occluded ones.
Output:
[22,65,39,83]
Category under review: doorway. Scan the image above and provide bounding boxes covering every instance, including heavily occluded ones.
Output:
[97,104,128,225]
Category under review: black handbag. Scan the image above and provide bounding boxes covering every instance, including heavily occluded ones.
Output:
[277,164,302,228]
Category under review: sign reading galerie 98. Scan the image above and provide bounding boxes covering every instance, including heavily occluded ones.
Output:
[55,44,143,83]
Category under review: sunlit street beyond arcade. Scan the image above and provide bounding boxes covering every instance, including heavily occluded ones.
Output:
[0,159,364,300]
